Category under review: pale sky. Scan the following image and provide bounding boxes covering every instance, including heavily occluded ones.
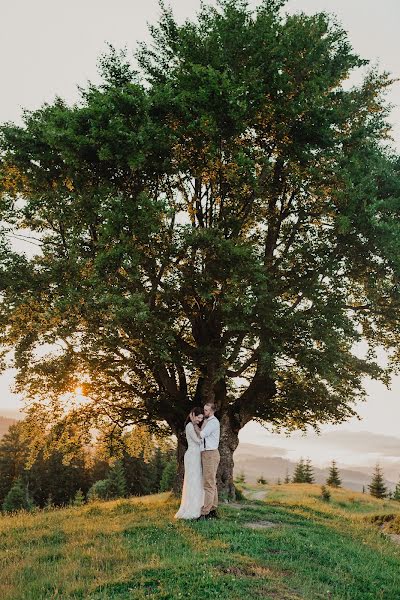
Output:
[1,0,399,466]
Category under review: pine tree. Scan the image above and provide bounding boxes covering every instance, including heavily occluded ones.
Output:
[0,423,29,506]
[2,477,34,513]
[45,494,54,509]
[235,471,246,484]
[277,478,281,485]
[303,458,315,483]
[150,447,165,492]
[392,478,400,502]
[123,450,153,496]
[257,475,267,484]
[326,460,342,487]
[368,464,387,499]
[159,459,177,492]
[72,489,85,507]
[292,458,306,483]
[107,460,127,498]
[284,469,290,484]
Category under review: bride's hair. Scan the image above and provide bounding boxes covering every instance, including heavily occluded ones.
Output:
[184,406,203,428]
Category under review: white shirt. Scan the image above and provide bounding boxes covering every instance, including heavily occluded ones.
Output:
[199,415,220,451]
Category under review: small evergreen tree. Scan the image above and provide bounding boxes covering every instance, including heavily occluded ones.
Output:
[72,489,85,507]
[123,451,153,496]
[368,464,387,499]
[284,469,290,484]
[2,478,34,513]
[235,470,246,484]
[277,478,281,485]
[107,460,127,498]
[326,460,342,488]
[393,478,400,502]
[45,493,54,510]
[257,475,267,484]
[150,447,166,492]
[303,458,315,484]
[160,459,177,492]
[292,458,306,483]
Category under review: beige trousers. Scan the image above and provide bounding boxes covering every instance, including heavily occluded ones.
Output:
[201,449,220,515]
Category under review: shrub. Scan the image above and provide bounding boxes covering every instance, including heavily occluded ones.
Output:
[2,478,35,513]
[72,489,85,507]
[320,485,331,502]
[87,479,112,502]
[234,471,246,484]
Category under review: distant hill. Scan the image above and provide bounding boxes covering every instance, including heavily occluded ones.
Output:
[0,416,17,438]
[234,442,398,492]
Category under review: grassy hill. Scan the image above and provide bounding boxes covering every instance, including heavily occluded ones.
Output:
[1,484,400,600]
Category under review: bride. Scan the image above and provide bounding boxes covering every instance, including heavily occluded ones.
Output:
[174,407,205,519]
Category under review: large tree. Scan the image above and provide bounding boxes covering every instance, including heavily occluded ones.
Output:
[1,0,400,499]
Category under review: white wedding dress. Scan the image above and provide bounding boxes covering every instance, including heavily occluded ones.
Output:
[174,422,205,519]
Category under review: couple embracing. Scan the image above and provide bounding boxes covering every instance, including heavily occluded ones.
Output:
[174,403,220,521]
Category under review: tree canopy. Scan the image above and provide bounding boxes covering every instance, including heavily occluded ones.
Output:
[0,1,399,483]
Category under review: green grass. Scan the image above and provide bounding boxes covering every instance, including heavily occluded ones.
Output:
[1,485,400,599]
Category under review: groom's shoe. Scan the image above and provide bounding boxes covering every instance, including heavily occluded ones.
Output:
[208,510,219,519]
[196,514,207,521]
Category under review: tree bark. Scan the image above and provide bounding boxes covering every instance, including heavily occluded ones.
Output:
[172,427,187,497]
[216,411,240,500]
[172,410,240,501]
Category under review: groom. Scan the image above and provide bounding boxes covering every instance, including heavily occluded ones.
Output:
[190,403,220,520]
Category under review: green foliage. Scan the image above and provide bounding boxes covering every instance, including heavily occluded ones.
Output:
[235,471,246,484]
[87,479,112,502]
[2,477,34,513]
[393,479,400,502]
[303,459,315,484]
[159,458,177,492]
[45,494,54,510]
[234,485,245,501]
[292,458,306,483]
[320,485,331,502]
[0,0,400,472]
[107,460,128,498]
[368,464,388,499]
[0,423,29,505]
[326,459,342,488]
[292,458,315,484]
[72,489,85,507]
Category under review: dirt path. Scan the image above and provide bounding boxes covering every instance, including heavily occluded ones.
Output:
[242,488,268,501]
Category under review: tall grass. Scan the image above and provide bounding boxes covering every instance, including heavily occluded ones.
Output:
[0,485,399,599]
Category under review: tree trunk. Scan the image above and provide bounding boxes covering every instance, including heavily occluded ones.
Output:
[217,411,239,501]
[172,428,187,497]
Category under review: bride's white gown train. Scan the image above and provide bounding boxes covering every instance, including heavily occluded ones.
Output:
[174,422,205,519]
